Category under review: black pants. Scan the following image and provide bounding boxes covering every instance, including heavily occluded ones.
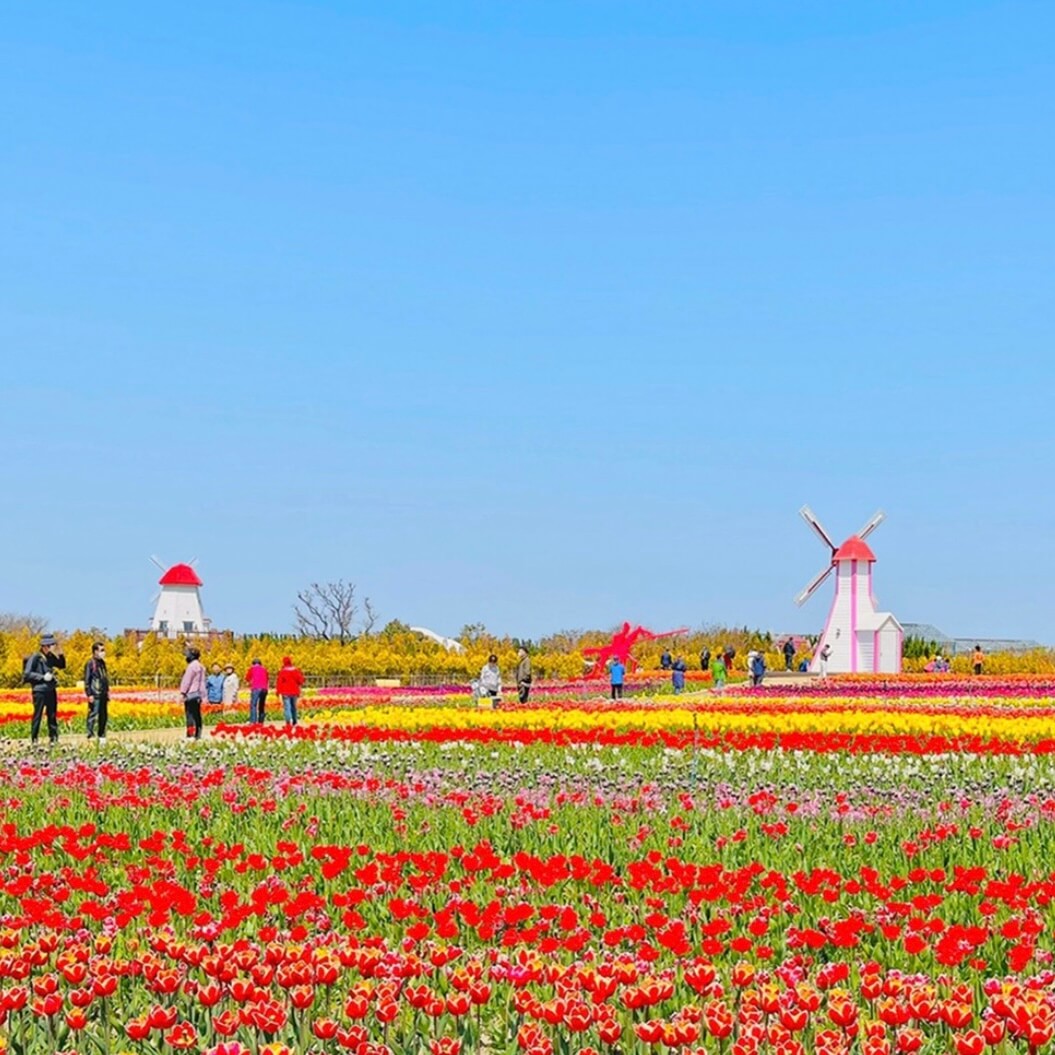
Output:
[518,683,530,704]
[31,691,58,742]
[184,696,203,739]
[610,684,623,700]
[87,696,108,738]
[974,664,983,675]
[785,657,794,670]
[752,674,763,687]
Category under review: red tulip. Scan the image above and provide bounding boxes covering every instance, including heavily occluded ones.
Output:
[165,1021,198,1049]
[65,1007,89,1030]
[313,1017,340,1040]
[125,1016,151,1041]
[953,1031,984,1055]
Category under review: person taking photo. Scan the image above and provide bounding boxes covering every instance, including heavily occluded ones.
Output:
[23,633,66,745]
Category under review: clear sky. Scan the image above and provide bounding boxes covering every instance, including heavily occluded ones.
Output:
[3,2,1053,642]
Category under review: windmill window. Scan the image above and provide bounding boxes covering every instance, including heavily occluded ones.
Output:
[183,621,194,633]
[158,621,168,632]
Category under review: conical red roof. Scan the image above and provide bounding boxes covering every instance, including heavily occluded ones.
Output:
[833,536,876,562]
[158,563,203,587]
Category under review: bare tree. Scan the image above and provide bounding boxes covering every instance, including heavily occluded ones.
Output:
[293,581,359,645]
[0,611,49,635]
[361,597,378,636]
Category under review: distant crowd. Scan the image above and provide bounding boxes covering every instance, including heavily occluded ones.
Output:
[20,632,987,745]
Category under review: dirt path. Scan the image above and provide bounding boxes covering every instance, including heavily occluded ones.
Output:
[0,721,286,751]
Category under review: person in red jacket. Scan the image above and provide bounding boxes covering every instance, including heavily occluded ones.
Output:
[276,655,305,727]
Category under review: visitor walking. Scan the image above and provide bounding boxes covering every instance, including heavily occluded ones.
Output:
[783,638,796,671]
[819,643,832,678]
[671,655,687,694]
[276,655,305,727]
[609,657,626,700]
[723,646,736,674]
[83,640,110,742]
[246,659,269,723]
[516,648,532,704]
[179,648,206,740]
[206,663,225,706]
[660,649,672,670]
[23,633,66,745]
[221,663,239,710]
[479,654,502,707]
[712,652,727,689]
[699,646,710,672]
[973,645,985,676]
[750,650,767,687]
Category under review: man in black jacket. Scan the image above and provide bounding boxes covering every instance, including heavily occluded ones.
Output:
[23,634,66,744]
[83,641,110,741]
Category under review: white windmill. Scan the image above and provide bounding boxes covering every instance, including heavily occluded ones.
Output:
[149,556,209,638]
[794,507,903,674]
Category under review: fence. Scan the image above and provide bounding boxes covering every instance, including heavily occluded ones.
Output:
[115,671,468,693]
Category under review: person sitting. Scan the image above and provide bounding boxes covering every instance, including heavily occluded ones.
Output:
[479,654,502,707]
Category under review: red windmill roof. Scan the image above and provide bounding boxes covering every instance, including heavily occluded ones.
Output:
[158,563,203,587]
[833,536,876,562]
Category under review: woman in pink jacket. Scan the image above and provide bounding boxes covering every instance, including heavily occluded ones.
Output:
[179,648,206,739]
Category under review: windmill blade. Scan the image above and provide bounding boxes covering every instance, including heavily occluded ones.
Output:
[857,510,886,541]
[794,565,834,607]
[150,555,166,571]
[799,506,835,551]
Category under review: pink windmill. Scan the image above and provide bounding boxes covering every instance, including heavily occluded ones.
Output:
[795,506,903,674]
[582,622,688,679]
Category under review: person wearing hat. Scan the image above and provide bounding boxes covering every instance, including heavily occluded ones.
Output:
[205,664,226,706]
[23,634,66,744]
[221,663,240,712]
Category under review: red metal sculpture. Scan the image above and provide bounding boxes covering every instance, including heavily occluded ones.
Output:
[582,622,688,678]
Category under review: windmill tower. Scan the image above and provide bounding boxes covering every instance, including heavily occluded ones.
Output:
[795,507,903,674]
[149,557,208,638]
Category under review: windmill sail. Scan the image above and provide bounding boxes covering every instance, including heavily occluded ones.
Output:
[795,564,834,607]
[856,510,886,541]
[799,506,836,551]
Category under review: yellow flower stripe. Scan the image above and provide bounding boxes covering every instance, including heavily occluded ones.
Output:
[305,698,1055,742]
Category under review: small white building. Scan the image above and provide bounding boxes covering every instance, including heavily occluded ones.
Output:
[151,563,209,638]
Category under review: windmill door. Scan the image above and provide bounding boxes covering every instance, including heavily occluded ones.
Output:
[856,633,875,672]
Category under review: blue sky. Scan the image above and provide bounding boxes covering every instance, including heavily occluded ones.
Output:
[3,2,1052,641]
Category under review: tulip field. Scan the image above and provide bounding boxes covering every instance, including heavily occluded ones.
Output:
[3,678,1055,1053]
